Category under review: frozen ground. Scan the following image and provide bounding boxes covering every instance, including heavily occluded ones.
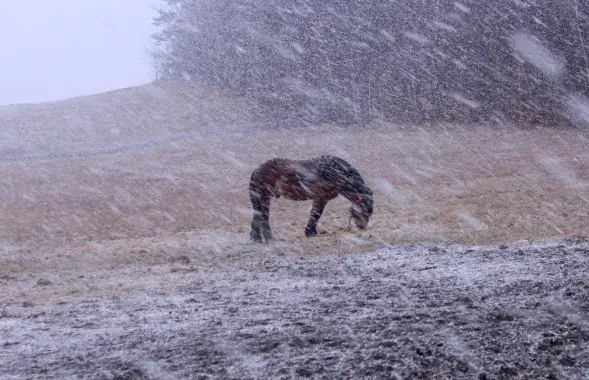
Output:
[1,237,589,379]
[1,81,589,378]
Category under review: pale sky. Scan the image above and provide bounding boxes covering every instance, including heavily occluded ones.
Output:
[0,0,158,105]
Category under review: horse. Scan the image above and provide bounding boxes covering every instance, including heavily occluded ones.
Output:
[249,155,374,242]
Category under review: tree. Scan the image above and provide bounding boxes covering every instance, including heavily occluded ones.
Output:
[151,0,589,127]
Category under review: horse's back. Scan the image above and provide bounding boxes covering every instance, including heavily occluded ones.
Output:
[251,157,290,182]
[250,158,294,195]
[250,157,328,201]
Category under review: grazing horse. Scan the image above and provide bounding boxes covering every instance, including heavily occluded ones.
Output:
[249,155,374,242]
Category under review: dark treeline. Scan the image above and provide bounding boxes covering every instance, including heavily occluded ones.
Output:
[152,0,589,126]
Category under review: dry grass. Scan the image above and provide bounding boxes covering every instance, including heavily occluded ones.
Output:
[2,122,588,261]
[1,83,588,303]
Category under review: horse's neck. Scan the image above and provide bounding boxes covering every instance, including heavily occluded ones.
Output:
[321,157,359,180]
[314,157,364,194]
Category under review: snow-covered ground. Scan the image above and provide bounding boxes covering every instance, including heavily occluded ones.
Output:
[1,238,588,379]
[1,81,589,378]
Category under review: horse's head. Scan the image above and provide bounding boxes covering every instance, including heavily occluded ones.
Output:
[323,156,373,229]
[349,186,373,230]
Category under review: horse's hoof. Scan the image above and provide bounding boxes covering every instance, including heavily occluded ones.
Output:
[305,229,318,237]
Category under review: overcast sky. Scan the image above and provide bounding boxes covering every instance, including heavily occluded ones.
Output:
[0,0,157,105]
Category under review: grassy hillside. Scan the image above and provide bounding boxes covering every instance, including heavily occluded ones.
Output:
[0,81,588,273]
[0,80,261,161]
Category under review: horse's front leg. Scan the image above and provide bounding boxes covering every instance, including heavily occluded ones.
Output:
[260,198,273,242]
[305,198,327,237]
[250,197,264,243]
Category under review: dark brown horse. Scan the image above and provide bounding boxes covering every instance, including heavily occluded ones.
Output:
[249,155,374,242]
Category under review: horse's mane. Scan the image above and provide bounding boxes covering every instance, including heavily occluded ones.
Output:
[315,155,365,191]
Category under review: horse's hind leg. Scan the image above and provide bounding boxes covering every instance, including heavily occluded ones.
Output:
[305,199,327,237]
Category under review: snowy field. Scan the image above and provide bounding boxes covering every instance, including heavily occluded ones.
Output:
[1,81,589,378]
[2,239,589,379]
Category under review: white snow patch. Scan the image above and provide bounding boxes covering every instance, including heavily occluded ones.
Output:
[548,302,589,330]
[538,156,584,187]
[449,93,480,109]
[235,207,257,217]
[566,94,589,127]
[403,32,430,45]
[221,151,246,169]
[453,2,471,13]
[432,21,457,32]
[181,72,192,81]
[275,45,297,60]
[291,42,305,54]
[374,178,395,198]
[532,16,547,27]
[443,335,481,371]
[453,59,468,70]
[510,32,565,79]
[391,164,421,186]
[513,0,531,8]
[379,29,396,42]
[343,235,369,245]
[457,211,488,231]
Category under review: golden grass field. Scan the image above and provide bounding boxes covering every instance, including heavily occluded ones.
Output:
[0,81,588,303]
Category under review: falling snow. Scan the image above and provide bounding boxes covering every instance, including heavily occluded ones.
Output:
[510,32,566,80]
[2,1,589,378]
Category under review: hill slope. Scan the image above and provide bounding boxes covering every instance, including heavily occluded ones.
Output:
[1,81,589,379]
[0,80,588,255]
[0,80,261,162]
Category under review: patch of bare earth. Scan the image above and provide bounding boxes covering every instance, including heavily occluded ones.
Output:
[1,82,588,378]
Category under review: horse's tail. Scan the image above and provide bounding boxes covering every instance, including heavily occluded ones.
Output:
[249,167,274,241]
[249,170,263,212]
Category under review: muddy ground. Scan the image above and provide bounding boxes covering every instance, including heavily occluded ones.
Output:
[1,237,589,379]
